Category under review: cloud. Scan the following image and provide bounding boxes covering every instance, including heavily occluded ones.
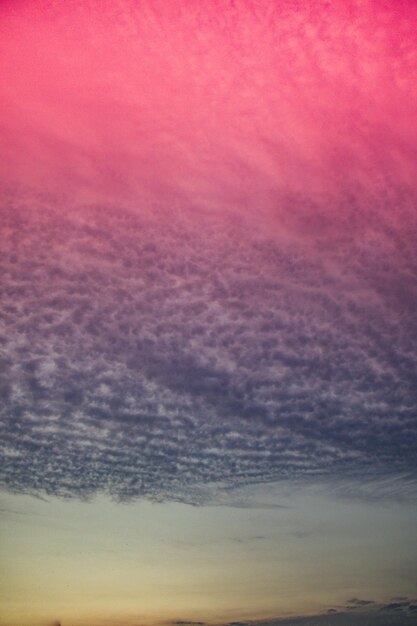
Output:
[1,185,416,503]
[383,603,411,612]
[348,599,376,607]
[0,0,416,504]
[227,598,417,625]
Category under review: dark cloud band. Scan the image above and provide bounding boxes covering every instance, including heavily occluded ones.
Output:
[1,188,417,502]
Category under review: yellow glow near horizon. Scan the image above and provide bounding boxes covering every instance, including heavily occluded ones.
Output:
[1,486,417,626]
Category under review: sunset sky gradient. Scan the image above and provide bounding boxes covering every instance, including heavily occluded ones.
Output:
[0,1,417,625]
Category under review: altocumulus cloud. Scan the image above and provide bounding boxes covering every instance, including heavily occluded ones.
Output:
[0,0,417,504]
[0,184,416,503]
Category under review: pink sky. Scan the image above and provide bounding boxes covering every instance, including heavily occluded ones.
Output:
[1,0,416,216]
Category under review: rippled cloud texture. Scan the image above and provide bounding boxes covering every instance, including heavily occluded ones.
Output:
[1,0,417,504]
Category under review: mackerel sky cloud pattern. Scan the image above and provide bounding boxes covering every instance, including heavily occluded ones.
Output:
[1,0,417,503]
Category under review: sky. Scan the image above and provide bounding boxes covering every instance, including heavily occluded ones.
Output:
[0,1,417,625]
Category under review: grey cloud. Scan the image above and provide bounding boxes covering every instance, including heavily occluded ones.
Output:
[0,183,416,503]
[229,598,417,625]
[347,599,376,606]
[383,603,411,612]
[392,598,412,603]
